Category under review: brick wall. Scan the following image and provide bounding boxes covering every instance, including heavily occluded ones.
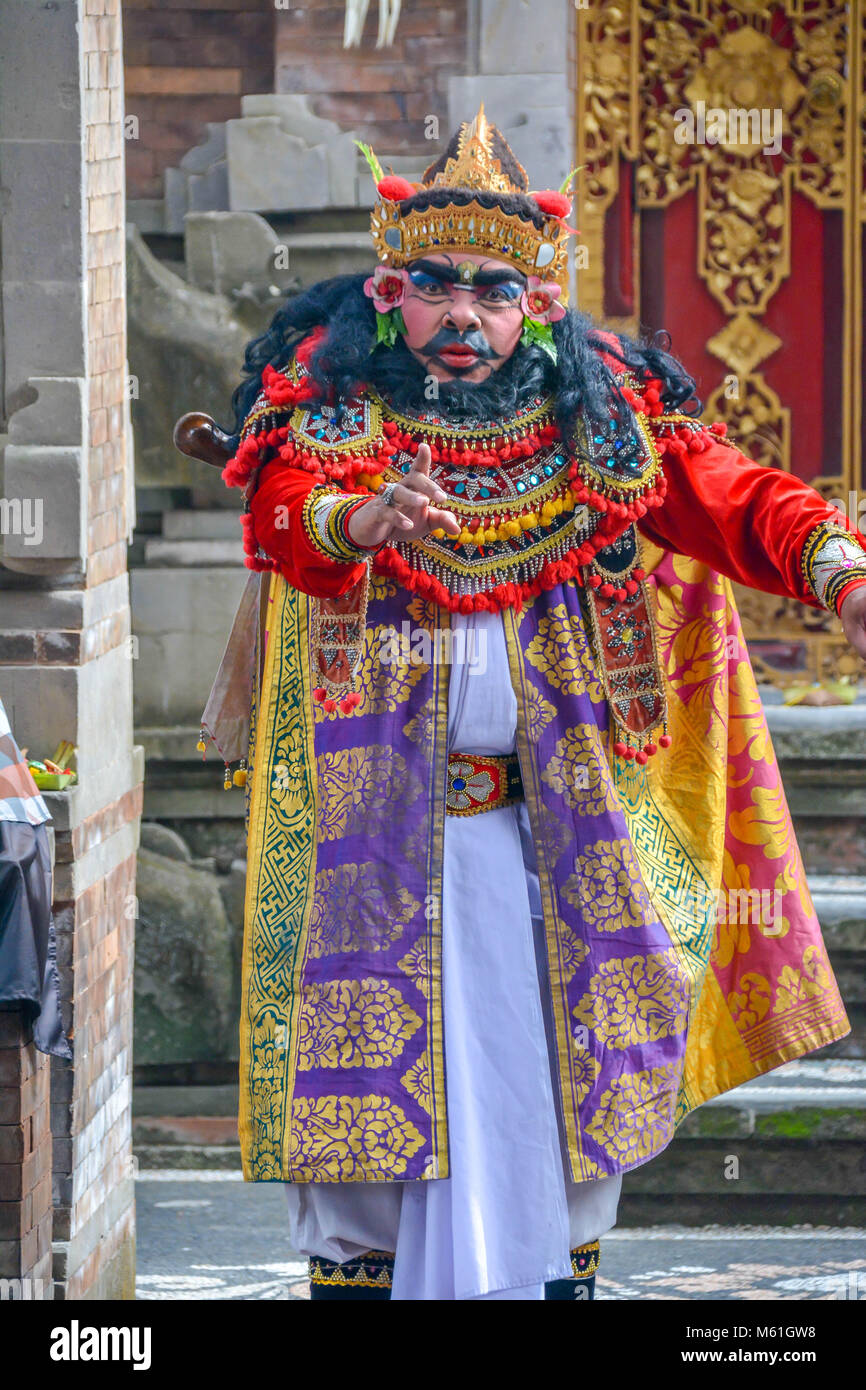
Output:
[275,1,470,154]
[0,1010,52,1297]
[88,1,131,590]
[123,0,275,200]
[122,0,470,202]
[46,0,139,1303]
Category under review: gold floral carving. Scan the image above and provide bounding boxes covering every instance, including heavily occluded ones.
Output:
[525,603,605,702]
[397,940,431,999]
[309,862,420,957]
[572,950,691,1048]
[317,743,423,840]
[289,1095,425,1180]
[562,836,654,931]
[401,1050,433,1115]
[574,0,863,684]
[298,978,422,1071]
[542,723,620,815]
[585,1061,680,1164]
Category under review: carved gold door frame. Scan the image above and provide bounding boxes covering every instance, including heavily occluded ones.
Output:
[574,0,866,684]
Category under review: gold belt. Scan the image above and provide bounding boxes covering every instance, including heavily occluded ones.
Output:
[445,751,523,816]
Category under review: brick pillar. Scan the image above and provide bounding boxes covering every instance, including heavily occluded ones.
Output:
[0,1008,53,1298]
[0,0,140,1300]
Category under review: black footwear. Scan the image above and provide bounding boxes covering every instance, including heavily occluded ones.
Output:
[544,1240,600,1300]
[308,1249,394,1301]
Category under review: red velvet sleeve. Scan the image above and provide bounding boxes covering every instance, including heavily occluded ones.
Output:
[637,434,866,612]
[248,459,372,598]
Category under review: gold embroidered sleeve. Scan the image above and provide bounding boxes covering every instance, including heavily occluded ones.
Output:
[800,521,866,615]
[301,487,382,564]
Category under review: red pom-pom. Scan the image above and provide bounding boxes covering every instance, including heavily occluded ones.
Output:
[313,688,327,702]
[659,733,672,749]
[599,583,615,598]
[645,741,658,757]
[614,587,627,602]
[632,568,645,581]
[532,190,573,219]
[635,749,648,766]
[377,175,416,202]
[323,699,337,713]
[588,574,603,589]
[625,579,638,595]
[623,745,636,759]
[613,741,627,758]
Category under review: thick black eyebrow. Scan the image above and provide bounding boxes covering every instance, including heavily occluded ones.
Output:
[408,259,526,289]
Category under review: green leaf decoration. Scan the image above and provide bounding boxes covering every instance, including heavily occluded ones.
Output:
[558,165,583,194]
[372,306,407,351]
[521,316,558,363]
[354,139,384,185]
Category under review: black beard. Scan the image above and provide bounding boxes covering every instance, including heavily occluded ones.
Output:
[365,336,556,424]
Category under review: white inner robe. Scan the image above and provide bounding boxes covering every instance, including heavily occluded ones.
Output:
[285,608,622,1298]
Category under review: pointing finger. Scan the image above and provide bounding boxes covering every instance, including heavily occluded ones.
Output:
[411,442,431,477]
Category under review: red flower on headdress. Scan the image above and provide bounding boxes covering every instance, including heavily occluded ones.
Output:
[521,276,567,325]
[533,190,573,219]
[377,175,416,203]
[363,265,409,313]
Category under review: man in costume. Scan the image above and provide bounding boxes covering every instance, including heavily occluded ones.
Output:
[207,107,866,1301]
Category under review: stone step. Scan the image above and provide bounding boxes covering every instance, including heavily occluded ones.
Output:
[163,511,243,541]
[134,1144,241,1172]
[142,537,245,567]
[133,1062,866,1225]
[275,230,374,286]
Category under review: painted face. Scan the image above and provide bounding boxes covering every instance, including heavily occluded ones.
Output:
[399,252,526,384]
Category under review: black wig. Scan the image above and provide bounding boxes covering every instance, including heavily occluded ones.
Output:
[227,270,700,449]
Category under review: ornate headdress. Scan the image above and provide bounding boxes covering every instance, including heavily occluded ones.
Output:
[358,103,577,306]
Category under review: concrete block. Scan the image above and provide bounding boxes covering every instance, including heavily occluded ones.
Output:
[0,140,84,284]
[226,118,331,212]
[187,163,230,218]
[240,93,341,147]
[142,538,244,567]
[184,211,285,296]
[7,377,86,450]
[1,281,86,401]
[179,122,227,175]
[479,0,569,75]
[163,510,244,541]
[0,0,81,143]
[2,445,85,569]
[131,565,248,724]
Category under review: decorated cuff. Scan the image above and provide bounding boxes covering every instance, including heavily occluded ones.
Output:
[301,487,381,564]
[801,521,866,615]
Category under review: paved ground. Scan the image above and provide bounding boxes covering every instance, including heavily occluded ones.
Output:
[134,1174,866,1300]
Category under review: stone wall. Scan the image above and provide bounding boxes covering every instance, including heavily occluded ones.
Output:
[0,0,140,1300]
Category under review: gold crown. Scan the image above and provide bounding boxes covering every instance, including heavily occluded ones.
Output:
[366,104,573,302]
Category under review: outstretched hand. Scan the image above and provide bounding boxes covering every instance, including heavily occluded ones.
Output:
[345,443,461,549]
